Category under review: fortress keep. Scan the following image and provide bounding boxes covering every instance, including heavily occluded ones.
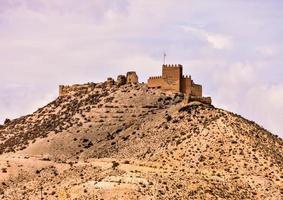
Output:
[147,64,202,96]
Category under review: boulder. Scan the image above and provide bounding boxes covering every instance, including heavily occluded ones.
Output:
[4,118,11,125]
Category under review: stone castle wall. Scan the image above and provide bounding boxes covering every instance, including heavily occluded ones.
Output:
[191,83,202,97]
[180,76,192,94]
[59,83,95,96]
[147,76,164,89]
[59,71,139,97]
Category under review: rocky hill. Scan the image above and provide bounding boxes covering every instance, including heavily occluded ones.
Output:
[0,82,282,200]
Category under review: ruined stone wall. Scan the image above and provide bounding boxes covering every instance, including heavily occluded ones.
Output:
[59,71,138,97]
[191,83,202,97]
[188,96,211,105]
[161,65,182,92]
[59,83,95,97]
[126,71,139,84]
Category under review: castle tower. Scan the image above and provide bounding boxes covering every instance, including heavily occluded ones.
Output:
[147,64,202,97]
[161,64,183,92]
[126,71,139,84]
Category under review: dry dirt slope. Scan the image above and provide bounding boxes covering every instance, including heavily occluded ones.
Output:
[0,83,282,200]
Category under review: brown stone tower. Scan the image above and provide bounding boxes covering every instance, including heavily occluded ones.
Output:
[126,71,139,84]
[147,64,202,96]
[162,64,183,92]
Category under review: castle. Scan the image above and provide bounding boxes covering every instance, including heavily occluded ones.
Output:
[148,64,202,96]
[59,64,211,104]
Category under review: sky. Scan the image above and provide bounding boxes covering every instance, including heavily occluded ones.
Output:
[0,0,282,137]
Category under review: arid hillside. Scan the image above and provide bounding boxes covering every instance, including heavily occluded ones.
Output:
[0,83,282,200]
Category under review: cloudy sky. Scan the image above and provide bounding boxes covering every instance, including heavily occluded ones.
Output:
[0,0,282,137]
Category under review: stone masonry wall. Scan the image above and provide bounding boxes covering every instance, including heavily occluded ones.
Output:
[191,84,202,97]
[59,71,138,97]
[147,76,164,88]
[180,76,192,94]
[59,83,96,97]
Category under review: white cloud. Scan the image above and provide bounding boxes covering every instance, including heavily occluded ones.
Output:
[181,25,233,49]
[256,46,275,56]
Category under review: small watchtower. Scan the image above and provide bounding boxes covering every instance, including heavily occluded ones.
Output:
[126,71,139,84]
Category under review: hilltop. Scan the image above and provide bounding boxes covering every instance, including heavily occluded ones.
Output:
[0,79,282,199]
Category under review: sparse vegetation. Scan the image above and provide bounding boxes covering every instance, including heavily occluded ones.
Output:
[112,161,119,169]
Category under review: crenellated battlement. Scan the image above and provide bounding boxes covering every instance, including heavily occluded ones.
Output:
[182,75,191,79]
[148,76,163,79]
[162,64,183,68]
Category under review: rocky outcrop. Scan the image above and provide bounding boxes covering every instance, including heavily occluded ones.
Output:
[4,119,11,125]
[188,95,212,105]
